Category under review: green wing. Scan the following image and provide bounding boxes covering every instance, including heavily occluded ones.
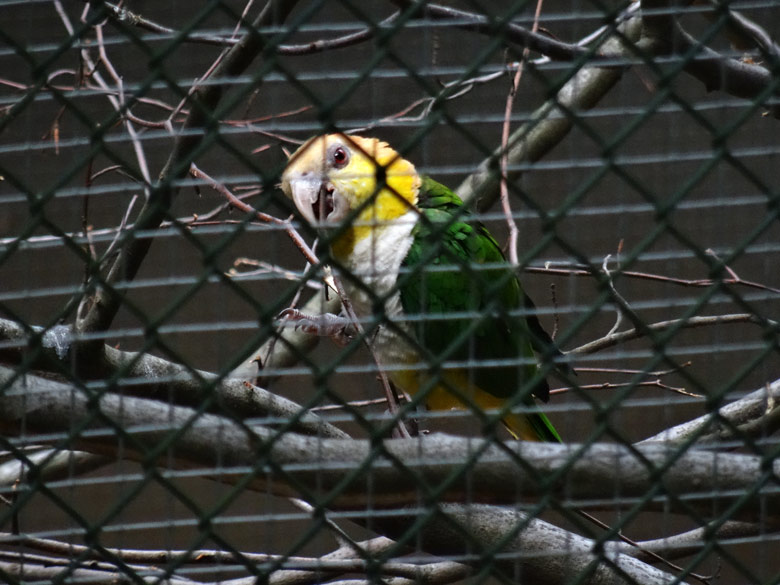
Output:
[399,177,562,440]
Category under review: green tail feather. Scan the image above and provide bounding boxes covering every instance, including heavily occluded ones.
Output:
[503,410,562,442]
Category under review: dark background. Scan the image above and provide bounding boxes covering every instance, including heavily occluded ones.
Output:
[1,0,778,582]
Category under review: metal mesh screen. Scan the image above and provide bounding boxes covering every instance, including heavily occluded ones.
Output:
[0,0,778,583]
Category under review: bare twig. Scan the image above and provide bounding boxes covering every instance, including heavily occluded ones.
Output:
[527,263,780,295]
[74,0,301,352]
[570,313,775,355]
[611,520,766,562]
[97,0,399,54]
[228,257,322,287]
[92,23,152,190]
[550,379,701,399]
[189,163,319,265]
[499,0,544,265]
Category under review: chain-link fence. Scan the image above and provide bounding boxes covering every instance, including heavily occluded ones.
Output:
[0,1,778,583]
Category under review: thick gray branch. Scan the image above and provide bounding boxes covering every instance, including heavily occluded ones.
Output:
[0,448,110,486]
[0,367,776,527]
[0,368,682,585]
[384,503,683,585]
[0,317,347,440]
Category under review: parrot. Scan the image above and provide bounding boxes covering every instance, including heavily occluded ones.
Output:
[280,134,566,441]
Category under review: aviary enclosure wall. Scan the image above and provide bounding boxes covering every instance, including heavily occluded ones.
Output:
[0,1,778,584]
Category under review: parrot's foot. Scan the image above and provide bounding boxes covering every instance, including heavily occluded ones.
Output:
[277,308,356,346]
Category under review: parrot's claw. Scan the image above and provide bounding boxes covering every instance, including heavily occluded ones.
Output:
[277,308,356,346]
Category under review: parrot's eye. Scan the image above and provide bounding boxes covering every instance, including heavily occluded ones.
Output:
[331,146,349,168]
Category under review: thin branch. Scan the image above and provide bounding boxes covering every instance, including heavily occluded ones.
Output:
[227,257,322,287]
[550,379,701,399]
[74,0,301,349]
[569,313,775,355]
[393,1,594,62]
[189,163,319,265]
[526,263,780,295]
[96,0,399,54]
[0,189,264,250]
[92,23,152,189]
[611,520,767,562]
[498,0,545,265]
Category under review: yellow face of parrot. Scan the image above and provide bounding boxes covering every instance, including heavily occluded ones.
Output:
[281,134,421,257]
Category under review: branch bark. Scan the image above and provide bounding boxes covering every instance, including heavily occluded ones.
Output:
[0,318,348,440]
[0,366,686,584]
[639,378,780,445]
[1,367,777,527]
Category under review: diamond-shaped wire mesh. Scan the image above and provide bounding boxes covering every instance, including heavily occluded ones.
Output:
[0,1,778,584]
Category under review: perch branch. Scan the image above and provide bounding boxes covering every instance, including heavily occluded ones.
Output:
[0,369,690,585]
[0,367,777,526]
[0,317,347,440]
[611,520,767,562]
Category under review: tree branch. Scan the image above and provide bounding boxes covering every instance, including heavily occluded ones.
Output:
[1,367,777,527]
[391,1,597,61]
[0,368,684,584]
[640,0,780,117]
[639,378,780,445]
[0,317,348,440]
[569,313,775,355]
[457,16,643,208]
[611,520,766,562]
[74,0,301,366]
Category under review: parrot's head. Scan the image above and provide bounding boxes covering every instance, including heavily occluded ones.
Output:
[281,134,420,257]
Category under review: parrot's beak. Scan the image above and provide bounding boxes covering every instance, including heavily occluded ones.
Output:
[284,174,349,227]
